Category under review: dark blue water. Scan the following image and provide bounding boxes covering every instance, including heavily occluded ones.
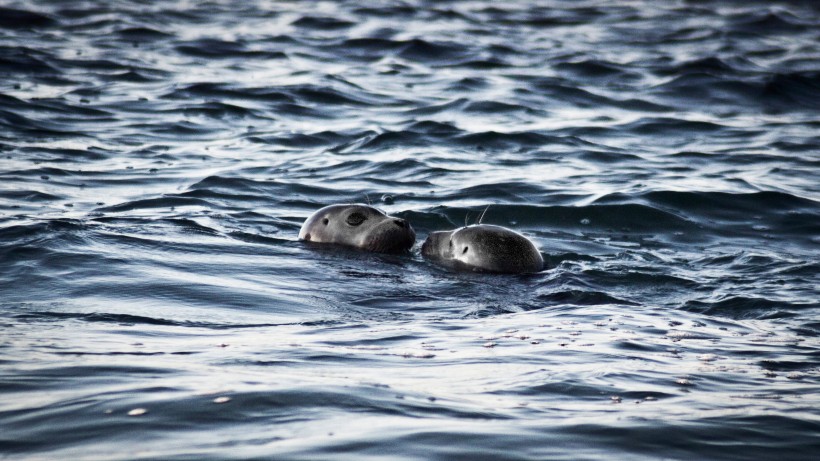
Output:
[1,1,819,459]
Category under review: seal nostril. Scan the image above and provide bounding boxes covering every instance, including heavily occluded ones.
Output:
[394,219,406,228]
[462,246,468,254]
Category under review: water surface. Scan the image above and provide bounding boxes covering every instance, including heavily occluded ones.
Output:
[1,1,819,460]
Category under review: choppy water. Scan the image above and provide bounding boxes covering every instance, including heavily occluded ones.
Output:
[2,0,819,459]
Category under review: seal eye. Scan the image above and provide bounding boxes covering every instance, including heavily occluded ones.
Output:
[346,212,367,226]
[322,218,329,225]
[462,246,469,254]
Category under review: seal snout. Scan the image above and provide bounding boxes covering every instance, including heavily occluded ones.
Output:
[421,231,448,259]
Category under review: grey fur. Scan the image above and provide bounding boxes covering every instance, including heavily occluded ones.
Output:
[299,204,415,253]
[422,224,543,273]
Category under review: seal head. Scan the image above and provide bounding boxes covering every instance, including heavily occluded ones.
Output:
[422,224,543,273]
[299,204,415,253]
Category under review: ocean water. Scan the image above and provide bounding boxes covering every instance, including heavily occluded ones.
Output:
[1,0,819,459]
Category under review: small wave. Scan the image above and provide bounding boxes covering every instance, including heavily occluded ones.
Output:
[175,39,287,60]
[13,311,292,330]
[655,57,736,76]
[681,296,816,320]
[729,11,811,35]
[398,38,473,64]
[0,189,62,202]
[554,59,641,80]
[162,82,294,103]
[96,196,215,212]
[620,117,726,135]
[463,100,540,114]
[614,190,817,217]
[454,131,558,150]
[291,16,355,30]
[179,101,261,120]
[114,26,173,41]
[421,202,698,234]
[537,290,637,306]
[0,7,57,29]
[100,70,161,83]
[0,46,60,74]
[0,109,89,138]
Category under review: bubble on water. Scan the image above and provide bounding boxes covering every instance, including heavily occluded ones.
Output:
[580,218,590,225]
[381,194,394,204]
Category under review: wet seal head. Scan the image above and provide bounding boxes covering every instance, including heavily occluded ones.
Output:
[421,224,543,273]
[299,204,415,253]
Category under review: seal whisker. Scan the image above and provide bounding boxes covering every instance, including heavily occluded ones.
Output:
[478,204,490,225]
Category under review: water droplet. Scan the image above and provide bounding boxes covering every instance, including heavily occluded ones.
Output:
[128,408,147,416]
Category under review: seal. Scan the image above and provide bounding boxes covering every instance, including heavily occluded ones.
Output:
[421,224,543,273]
[299,204,415,253]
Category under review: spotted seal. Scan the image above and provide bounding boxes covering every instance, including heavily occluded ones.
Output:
[421,224,543,273]
[299,204,415,253]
